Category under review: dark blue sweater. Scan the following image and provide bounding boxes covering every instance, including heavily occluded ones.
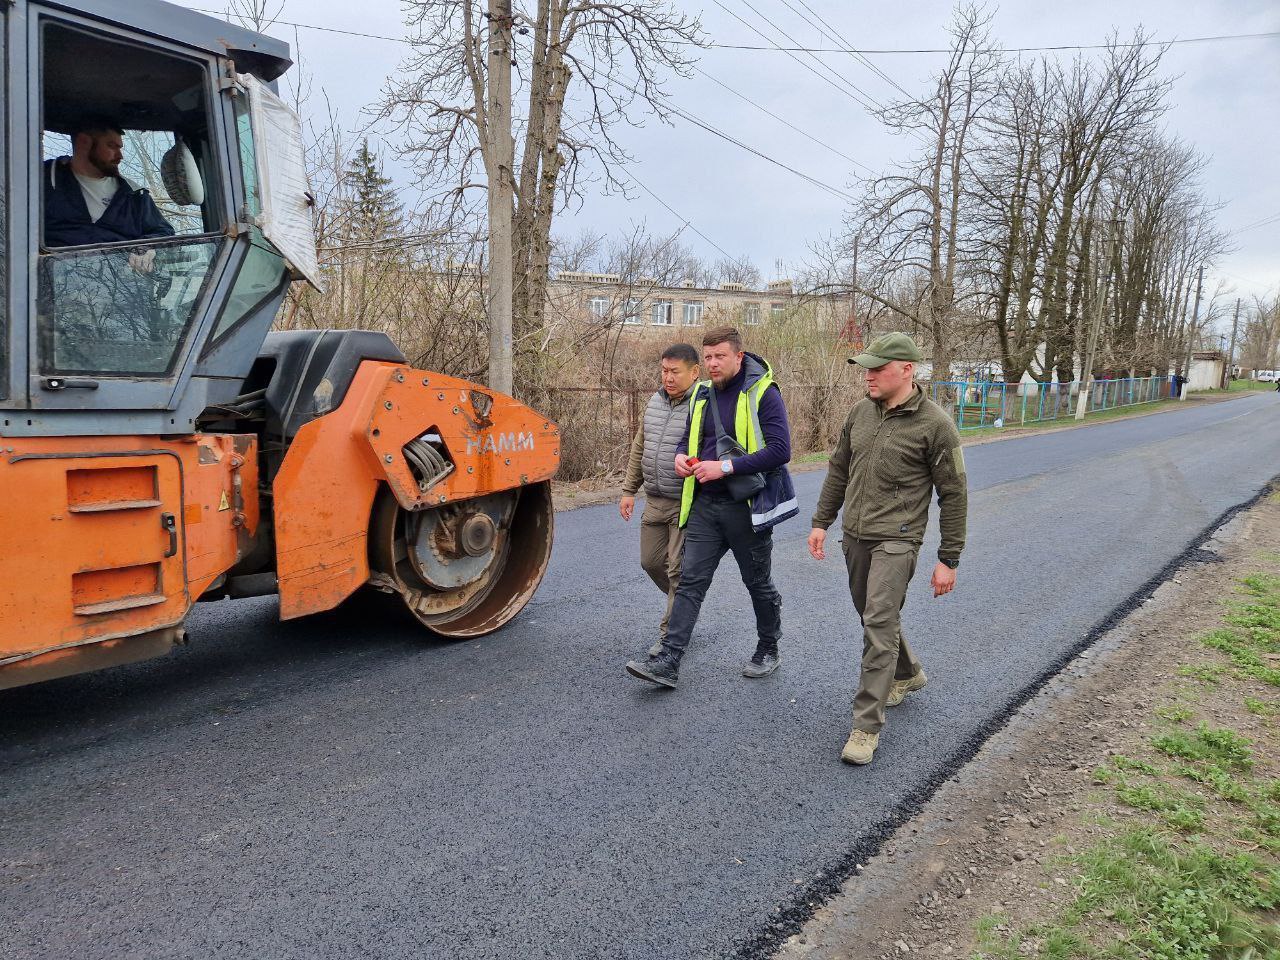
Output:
[43,159,176,248]
[695,364,792,493]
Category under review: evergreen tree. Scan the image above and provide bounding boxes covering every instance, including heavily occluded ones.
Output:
[343,140,402,248]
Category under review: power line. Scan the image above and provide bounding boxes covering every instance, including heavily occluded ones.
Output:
[708,0,885,117]
[190,7,405,42]
[623,170,737,262]
[782,0,914,99]
[1231,210,1280,235]
[690,64,874,173]
[697,30,1280,54]
[667,103,857,202]
[564,55,861,202]
[188,9,1279,56]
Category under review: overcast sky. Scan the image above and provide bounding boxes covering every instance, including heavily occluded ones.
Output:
[178,1,1279,306]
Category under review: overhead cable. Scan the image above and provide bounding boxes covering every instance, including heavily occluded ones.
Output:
[187,9,1279,56]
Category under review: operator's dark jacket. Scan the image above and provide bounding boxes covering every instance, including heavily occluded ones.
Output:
[812,384,967,564]
[43,158,175,247]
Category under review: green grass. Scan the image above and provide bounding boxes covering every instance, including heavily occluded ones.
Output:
[973,827,1280,960]
[1227,379,1278,392]
[1193,574,1280,687]
[1172,762,1252,803]
[971,569,1280,959]
[1152,723,1254,769]
[792,450,831,466]
[1154,703,1195,723]
[1245,696,1277,718]
[1176,662,1230,685]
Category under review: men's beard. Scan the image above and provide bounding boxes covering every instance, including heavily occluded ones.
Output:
[90,155,119,177]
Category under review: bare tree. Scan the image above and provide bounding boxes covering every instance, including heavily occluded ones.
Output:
[712,255,764,289]
[851,4,1001,380]
[224,0,284,32]
[376,0,703,396]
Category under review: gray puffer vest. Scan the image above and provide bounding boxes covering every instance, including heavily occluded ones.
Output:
[642,386,694,500]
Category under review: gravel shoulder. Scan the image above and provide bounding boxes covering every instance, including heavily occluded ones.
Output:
[774,486,1280,959]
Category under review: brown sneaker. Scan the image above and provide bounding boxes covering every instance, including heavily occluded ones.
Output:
[841,728,879,765]
[886,670,928,708]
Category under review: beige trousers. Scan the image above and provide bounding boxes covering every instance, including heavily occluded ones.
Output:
[842,538,924,734]
[640,495,685,639]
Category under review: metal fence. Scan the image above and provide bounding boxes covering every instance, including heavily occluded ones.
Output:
[542,376,1173,479]
[541,382,844,481]
[927,376,1171,430]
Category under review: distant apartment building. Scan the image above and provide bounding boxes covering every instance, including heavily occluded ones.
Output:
[547,271,849,336]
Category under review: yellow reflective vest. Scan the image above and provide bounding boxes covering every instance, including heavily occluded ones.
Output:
[678,361,776,528]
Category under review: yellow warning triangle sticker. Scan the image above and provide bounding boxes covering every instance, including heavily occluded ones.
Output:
[218,491,230,511]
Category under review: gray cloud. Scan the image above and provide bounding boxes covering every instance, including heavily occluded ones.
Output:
[174,0,1279,298]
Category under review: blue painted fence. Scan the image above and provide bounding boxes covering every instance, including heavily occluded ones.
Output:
[928,377,1171,431]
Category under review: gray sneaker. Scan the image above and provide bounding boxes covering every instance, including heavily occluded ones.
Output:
[626,656,679,689]
[742,650,781,678]
[648,639,665,658]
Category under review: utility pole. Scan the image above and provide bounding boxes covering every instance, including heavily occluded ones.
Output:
[1075,222,1116,421]
[1222,297,1241,390]
[485,0,515,396]
[1180,265,1203,402]
[850,235,859,344]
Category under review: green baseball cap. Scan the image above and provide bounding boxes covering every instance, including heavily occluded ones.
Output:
[849,332,924,369]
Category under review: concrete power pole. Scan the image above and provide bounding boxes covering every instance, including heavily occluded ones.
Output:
[1075,223,1116,421]
[850,235,859,342]
[1180,265,1204,402]
[1222,298,1241,390]
[485,0,515,396]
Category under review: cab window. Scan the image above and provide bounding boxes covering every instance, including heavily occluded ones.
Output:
[37,22,223,376]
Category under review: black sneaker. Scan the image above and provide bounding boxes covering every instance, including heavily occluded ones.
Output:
[626,656,679,689]
[742,649,781,678]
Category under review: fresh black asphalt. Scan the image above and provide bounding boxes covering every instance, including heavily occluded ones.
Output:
[3,392,1278,960]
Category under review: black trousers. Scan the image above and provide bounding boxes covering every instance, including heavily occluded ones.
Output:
[660,492,782,662]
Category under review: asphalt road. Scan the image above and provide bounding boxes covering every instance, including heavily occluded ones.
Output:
[3,392,1279,960]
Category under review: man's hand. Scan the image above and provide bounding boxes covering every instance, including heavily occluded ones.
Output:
[674,453,695,478]
[619,495,635,522]
[128,249,157,274]
[692,459,728,483]
[807,527,827,561]
[931,563,957,598]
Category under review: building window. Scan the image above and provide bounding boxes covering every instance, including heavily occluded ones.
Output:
[683,301,703,326]
[650,299,672,325]
[770,302,785,318]
[744,303,761,325]
[588,294,611,319]
[622,298,643,324]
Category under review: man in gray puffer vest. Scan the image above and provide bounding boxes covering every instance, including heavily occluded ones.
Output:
[620,343,702,655]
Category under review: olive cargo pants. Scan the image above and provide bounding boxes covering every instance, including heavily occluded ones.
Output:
[640,496,684,639]
[841,538,924,734]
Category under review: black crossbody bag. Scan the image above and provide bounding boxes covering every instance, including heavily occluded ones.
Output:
[706,387,767,502]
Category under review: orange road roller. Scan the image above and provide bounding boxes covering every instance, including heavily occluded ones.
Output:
[0,0,558,689]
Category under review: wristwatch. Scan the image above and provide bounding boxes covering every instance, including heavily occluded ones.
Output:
[940,557,959,570]
[720,458,734,474]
